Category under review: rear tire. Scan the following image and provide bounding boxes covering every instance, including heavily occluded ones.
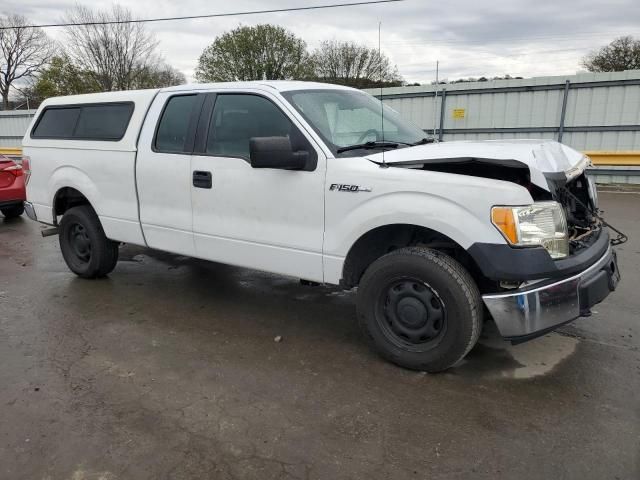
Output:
[59,205,119,279]
[1,204,24,218]
[356,247,482,372]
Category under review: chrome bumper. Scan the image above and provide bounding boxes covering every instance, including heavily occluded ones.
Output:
[23,201,37,221]
[482,246,619,340]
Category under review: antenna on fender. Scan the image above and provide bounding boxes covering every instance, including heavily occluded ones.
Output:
[379,21,388,168]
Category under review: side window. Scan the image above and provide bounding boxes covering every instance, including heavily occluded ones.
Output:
[155,95,199,153]
[206,94,300,159]
[74,103,134,140]
[31,103,134,140]
[31,107,81,138]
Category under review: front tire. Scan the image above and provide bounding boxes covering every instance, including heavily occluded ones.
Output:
[1,204,24,218]
[59,205,119,279]
[357,247,482,372]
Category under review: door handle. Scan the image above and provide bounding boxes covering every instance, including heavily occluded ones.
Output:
[193,170,212,189]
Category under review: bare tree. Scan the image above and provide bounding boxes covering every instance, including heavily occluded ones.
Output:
[310,40,403,89]
[63,5,159,91]
[136,63,186,88]
[582,36,640,72]
[0,14,55,109]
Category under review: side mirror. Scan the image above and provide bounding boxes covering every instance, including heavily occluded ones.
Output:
[249,136,309,170]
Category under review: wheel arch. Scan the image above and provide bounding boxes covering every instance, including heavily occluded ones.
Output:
[340,223,493,291]
[48,166,101,225]
[52,186,94,225]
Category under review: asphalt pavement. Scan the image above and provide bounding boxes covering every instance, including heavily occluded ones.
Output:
[0,191,638,480]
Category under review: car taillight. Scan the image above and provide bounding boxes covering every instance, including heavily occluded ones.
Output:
[21,156,31,185]
[3,164,23,176]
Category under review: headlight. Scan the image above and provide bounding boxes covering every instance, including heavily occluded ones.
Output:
[491,201,569,259]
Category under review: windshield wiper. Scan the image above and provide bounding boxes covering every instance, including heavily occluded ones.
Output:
[411,137,435,146]
[336,141,401,154]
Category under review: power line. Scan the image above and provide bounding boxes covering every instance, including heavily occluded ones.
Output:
[0,0,404,30]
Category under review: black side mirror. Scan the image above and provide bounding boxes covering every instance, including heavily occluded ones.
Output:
[249,136,309,170]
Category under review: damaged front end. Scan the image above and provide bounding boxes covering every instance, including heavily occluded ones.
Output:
[366,141,625,342]
[546,164,627,251]
[372,149,626,252]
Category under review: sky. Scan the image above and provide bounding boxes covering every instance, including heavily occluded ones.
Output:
[3,0,640,84]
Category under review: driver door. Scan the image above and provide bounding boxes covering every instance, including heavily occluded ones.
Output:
[190,91,327,282]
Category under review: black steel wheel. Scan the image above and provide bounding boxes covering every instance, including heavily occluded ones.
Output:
[59,205,119,279]
[357,247,482,372]
[379,278,447,351]
[67,222,92,263]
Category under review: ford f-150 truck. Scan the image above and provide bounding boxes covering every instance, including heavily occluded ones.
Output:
[22,81,622,372]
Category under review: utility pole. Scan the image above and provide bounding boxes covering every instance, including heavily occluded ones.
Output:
[432,60,439,138]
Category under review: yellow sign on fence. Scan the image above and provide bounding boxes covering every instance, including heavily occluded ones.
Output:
[452,108,466,120]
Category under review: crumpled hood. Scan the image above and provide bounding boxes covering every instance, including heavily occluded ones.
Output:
[365,139,588,190]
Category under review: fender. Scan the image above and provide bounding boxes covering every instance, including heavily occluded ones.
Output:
[49,166,101,224]
[322,191,510,285]
[48,165,146,245]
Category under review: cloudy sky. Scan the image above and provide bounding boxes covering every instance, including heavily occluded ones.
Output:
[4,0,640,84]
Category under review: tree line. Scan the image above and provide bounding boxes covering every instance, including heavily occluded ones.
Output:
[0,5,402,110]
[193,24,403,89]
[1,6,185,109]
[1,3,639,110]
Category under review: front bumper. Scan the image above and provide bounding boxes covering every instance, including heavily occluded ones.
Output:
[482,246,619,341]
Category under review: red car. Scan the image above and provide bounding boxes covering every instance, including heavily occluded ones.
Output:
[0,154,27,218]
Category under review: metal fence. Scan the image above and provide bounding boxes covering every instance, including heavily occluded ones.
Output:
[0,110,35,148]
[367,70,640,150]
[365,70,640,183]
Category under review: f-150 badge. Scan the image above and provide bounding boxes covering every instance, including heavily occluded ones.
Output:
[329,184,372,192]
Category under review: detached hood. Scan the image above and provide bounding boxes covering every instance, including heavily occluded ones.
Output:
[365,140,589,191]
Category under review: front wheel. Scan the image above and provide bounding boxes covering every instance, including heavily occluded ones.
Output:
[357,247,482,372]
[59,205,119,279]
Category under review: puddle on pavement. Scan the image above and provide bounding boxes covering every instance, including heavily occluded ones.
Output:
[457,322,579,379]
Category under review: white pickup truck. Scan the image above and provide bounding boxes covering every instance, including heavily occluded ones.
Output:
[22,81,621,372]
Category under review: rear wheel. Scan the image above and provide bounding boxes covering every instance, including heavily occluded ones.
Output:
[357,247,482,372]
[59,205,119,278]
[1,204,24,218]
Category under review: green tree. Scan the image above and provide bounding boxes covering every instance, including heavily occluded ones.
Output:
[32,55,101,100]
[310,40,403,89]
[582,36,640,72]
[195,24,312,82]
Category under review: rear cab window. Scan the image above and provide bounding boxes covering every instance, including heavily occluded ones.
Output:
[31,102,134,141]
[154,94,200,153]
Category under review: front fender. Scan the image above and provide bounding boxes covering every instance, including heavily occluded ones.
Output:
[324,190,507,259]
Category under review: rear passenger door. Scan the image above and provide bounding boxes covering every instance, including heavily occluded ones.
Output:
[190,91,326,282]
[136,92,204,256]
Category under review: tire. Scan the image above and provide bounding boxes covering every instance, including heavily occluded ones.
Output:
[58,205,119,279]
[356,247,482,372]
[1,204,24,218]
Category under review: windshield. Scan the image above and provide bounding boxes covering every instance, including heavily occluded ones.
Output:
[281,89,427,157]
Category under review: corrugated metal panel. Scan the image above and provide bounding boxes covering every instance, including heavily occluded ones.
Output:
[589,166,640,185]
[367,70,640,153]
[0,110,35,147]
